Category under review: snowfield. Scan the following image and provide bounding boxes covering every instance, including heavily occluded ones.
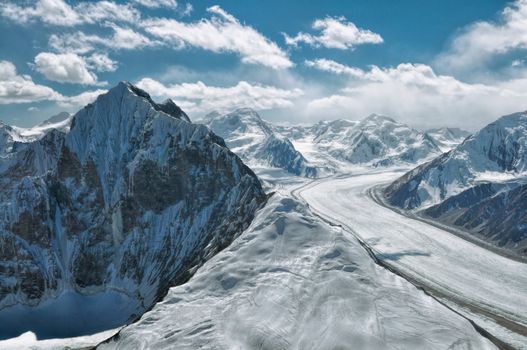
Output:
[100,193,497,350]
[297,170,527,349]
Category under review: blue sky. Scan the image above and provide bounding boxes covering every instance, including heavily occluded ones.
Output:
[0,0,525,129]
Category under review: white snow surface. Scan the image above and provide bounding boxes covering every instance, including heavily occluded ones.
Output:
[298,170,527,348]
[425,127,471,152]
[280,115,442,171]
[200,108,318,177]
[390,111,527,208]
[0,328,121,350]
[100,193,496,350]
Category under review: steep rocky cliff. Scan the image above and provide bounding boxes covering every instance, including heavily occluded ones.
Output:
[0,82,266,337]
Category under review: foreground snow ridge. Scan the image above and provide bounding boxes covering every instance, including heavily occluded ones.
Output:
[100,194,496,350]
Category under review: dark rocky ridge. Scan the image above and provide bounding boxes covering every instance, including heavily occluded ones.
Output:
[0,82,266,338]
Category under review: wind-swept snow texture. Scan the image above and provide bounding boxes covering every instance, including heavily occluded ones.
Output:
[385,112,527,256]
[0,82,266,339]
[300,171,527,349]
[100,194,496,350]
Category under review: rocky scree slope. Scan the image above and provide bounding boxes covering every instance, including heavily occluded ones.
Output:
[0,82,266,320]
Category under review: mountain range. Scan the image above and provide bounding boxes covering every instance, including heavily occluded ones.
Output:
[384,112,527,256]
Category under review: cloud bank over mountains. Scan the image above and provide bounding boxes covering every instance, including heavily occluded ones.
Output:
[1,0,527,129]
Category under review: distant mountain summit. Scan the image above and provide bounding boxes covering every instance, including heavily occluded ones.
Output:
[385,111,527,256]
[0,82,266,338]
[311,114,442,166]
[201,108,317,177]
[425,127,471,152]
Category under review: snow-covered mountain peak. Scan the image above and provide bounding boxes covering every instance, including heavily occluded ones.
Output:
[312,113,441,166]
[0,82,266,339]
[425,127,471,152]
[385,111,527,208]
[360,113,397,126]
[38,112,71,126]
[384,111,527,256]
[447,111,527,174]
[202,108,318,177]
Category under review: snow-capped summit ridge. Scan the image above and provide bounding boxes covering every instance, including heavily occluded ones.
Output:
[384,110,527,256]
[312,113,441,166]
[202,108,318,177]
[0,81,266,338]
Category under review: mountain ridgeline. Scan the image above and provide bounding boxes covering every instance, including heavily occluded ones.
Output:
[201,108,318,177]
[0,82,266,338]
[384,112,527,256]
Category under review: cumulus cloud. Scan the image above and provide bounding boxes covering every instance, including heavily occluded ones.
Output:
[136,78,303,114]
[305,59,366,77]
[34,52,100,85]
[0,60,104,108]
[0,0,140,26]
[86,53,118,72]
[49,25,157,54]
[140,5,293,69]
[284,16,383,49]
[305,59,527,129]
[132,0,178,9]
[181,3,193,17]
[436,0,527,76]
[56,89,108,108]
[0,60,62,104]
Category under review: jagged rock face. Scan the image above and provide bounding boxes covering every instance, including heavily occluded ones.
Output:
[0,82,266,315]
[384,112,527,256]
[202,108,317,177]
[313,115,441,166]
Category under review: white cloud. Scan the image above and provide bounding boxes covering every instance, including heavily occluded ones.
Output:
[27,106,40,112]
[132,0,178,9]
[0,0,140,26]
[284,16,383,49]
[34,52,99,85]
[49,25,156,54]
[141,6,293,69]
[0,60,106,108]
[76,1,141,24]
[305,59,527,129]
[57,89,107,108]
[0,60,62,104]
[86,53,118,72]
[436,0,527,76]
[305,59,366,77]
[181,3,193,17]
[136,78,303,114]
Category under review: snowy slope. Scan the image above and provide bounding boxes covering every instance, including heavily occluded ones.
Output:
[100,194,496,350]
[385,112,527,208]
[426,127,471,152]
[278,115,442,170]
[384,111,527,255]
[0,112,72,159]
[299,171,527,349]
[0,82,266,339]
[201,108,318,177]
[316,114,442,166]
